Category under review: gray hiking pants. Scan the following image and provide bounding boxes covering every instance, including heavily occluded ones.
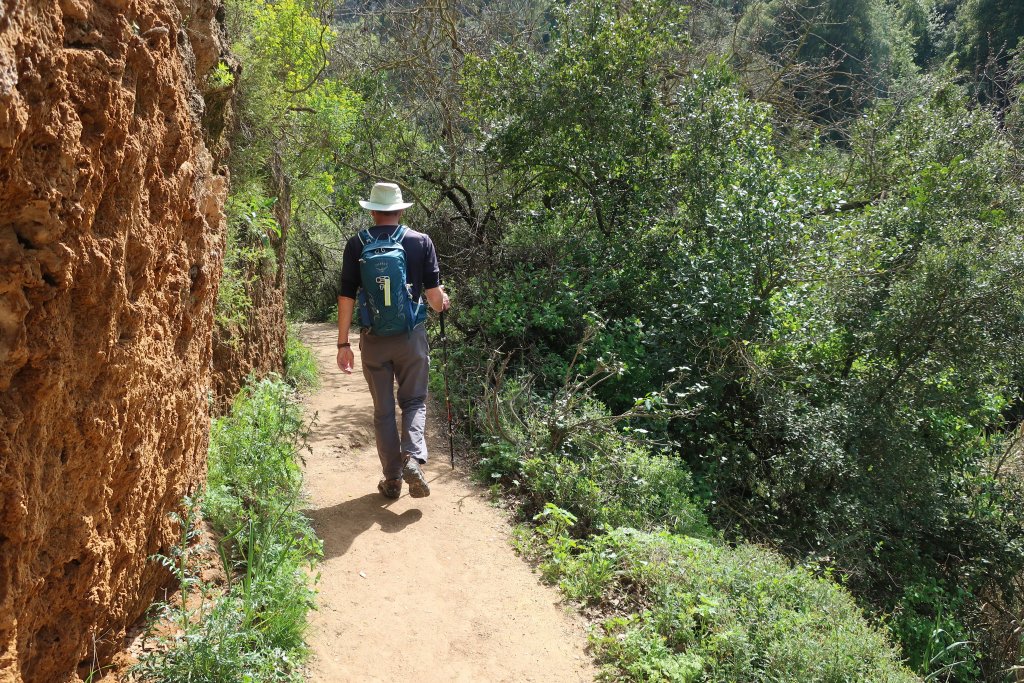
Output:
[359,325,430,479]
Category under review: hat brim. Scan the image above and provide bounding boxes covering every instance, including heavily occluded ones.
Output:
[359,200,414,211]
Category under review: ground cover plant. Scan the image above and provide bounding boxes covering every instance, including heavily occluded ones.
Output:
[284,324,321,392]
[532,520,919,682]
[134,376,320,682]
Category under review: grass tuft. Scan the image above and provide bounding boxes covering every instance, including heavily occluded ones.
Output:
[283,324,320,392]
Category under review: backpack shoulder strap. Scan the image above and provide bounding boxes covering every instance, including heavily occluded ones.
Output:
[358,228,374,246]
[391,225,409,242]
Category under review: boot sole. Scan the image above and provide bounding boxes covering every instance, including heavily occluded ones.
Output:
[402,464,431,498]
[377,478,402,499]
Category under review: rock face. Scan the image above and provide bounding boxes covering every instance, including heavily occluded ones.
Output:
[0,1,230,680]
[211,253,288,405]
[210,152,289,406]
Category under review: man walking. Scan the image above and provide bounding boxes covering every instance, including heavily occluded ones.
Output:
[337,182,449,499]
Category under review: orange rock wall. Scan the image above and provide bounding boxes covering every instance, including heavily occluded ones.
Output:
[0,1,229,680]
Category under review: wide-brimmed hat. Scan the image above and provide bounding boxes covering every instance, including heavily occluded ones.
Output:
[358,182,414,211]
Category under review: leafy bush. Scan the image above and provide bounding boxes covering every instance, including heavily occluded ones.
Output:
[207,60,235,90]
[545,526,920,683]
[517,443,709,538]
[215,258,254,333]
[485,362,917,680]
[204,376,308,530]
[283,325,320,392]
[476,346,710,538]
[216,184,281,335]
[893,577,983,679]
[135,376,319,682]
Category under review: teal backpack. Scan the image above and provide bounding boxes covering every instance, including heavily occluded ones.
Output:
[357,225,426,336]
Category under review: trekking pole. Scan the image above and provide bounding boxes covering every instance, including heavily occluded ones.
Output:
[440,311,455,469]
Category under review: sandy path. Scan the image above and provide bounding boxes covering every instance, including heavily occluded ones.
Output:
[298,323,595,683]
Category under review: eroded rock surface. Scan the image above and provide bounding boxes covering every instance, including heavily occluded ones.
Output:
[211,153,288,407]
[0,1,229,680]
[211,258,288,405]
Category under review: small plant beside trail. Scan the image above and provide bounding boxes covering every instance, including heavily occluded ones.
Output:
[476,335,711,539]
[283,324,320,392]
[501,438,923,680]
[134,376,320,683]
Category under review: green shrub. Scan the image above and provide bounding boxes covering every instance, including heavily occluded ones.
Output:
[134,587,311,683]
[474,342,712,538]
[216,184,284,337]
[215,259,254,333]
[477,372,710,538]
[204,376,308,531]
[549,527,920,683]
[135,376,319,682]
[207,60,235,90]
[891,578,983,680]
[519,445,710,538]
[283,325,320,392]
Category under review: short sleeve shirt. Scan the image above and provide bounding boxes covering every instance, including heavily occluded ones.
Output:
[339,225,441,302]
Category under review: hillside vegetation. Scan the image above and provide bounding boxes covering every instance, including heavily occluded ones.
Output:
[229,0,1024,679]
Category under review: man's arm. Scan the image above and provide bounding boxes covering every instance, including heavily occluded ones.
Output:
[421,236,448,312]
[425,285,449,313]
[337,295,356,373]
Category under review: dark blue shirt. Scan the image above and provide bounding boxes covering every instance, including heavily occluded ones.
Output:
[340,225,441,302]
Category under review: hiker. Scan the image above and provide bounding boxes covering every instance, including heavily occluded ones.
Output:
[336,182,450,500]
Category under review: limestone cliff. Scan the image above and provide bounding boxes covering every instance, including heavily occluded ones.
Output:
[0,0,230,680]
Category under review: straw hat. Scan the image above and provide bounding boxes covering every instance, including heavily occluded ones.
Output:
[358,182,414,211]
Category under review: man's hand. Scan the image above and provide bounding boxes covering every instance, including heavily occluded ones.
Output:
[426,285,450,313]
[337,346,355,374]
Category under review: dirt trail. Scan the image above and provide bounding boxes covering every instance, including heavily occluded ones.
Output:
[298,323,596,682]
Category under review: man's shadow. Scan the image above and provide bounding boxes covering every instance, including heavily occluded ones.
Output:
[306,493,423,561]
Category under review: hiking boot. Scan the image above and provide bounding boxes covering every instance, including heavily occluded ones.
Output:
[402,457,430,498]
[377,477,402,499]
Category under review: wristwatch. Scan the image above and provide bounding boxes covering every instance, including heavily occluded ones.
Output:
[337,342,351,348]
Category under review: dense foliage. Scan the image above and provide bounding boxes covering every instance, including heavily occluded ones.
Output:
[273,0,1024,678]
[283,324,321,391]
[218,0,360,328]
[534,521,918,682]
[487,367,919,680]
